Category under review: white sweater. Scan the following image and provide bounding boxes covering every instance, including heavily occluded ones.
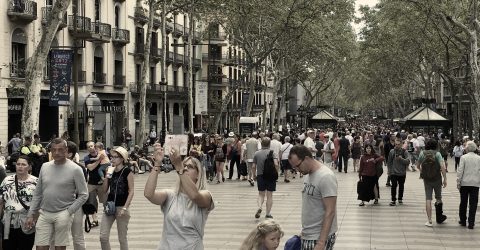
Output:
[457,152,480,187]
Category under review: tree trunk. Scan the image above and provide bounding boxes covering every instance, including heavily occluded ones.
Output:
[21,0,71,137]
[136,2,153,145]
[469,17,480,139]
[245,67,255,117]
[187,0,194,133]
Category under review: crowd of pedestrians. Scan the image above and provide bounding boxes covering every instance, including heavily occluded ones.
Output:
[2,119,480,249]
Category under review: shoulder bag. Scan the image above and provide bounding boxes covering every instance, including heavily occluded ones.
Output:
[104,167,126,216]
[15,175,35,234]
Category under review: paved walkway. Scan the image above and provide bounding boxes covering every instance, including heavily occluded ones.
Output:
[78,158,480,249]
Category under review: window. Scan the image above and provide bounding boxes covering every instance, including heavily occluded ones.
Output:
[11,29,27,78]
[95,0,100,22]
[114,6,120,28]
[93,46,104,84]
[150,66,156,85]
[173,70,178,87]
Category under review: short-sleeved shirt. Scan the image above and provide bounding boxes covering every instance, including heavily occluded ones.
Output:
[417,150,443,181]
[0,175,38,228]
[302,166,338,240]
[159,190,214,250]
[253,148,278,176]
[107,167,131,206]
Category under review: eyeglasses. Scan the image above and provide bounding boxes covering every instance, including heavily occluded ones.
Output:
[184,163,197,171]
[293,159,304,169]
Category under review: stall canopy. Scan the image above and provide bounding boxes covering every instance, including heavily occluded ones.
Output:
[309,110,338,129]
[402,106,451,132]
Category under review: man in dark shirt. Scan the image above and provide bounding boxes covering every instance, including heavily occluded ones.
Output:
[338,133,350,173]
[84,141,105,227]
[383,135,395,187]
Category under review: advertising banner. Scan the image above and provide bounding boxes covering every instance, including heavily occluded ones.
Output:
[195,81,208,115]
[241,92,249,116]
[49,50,73,106]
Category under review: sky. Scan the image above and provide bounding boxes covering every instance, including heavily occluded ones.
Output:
[353,0,379,35]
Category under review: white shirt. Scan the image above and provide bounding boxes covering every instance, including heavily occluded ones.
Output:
[303,137,315,151]
[345,135,354,145]
[280,143,293,160]
[270,139,283,159]
[417,136,425,147]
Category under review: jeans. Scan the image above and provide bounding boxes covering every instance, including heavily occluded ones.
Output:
[390,175,406,201]
[338,154,349,172]
[229,155,241,179]
[100,207,131,250]
[459,186,479,226]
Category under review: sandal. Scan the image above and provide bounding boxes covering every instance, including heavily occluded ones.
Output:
[374,199,378,205]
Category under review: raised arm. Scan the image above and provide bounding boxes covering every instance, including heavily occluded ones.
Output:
[144,143,169,206]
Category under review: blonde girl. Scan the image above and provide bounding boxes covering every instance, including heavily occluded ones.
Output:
[240,220,284,250]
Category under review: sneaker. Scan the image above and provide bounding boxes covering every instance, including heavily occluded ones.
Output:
[373,199,378,205]
[389,201,396,206]
[138,170,145,174]
[248,179,254,187]
[425,221,433,227]
[468,225,474,229]
[265,214,273,219]
[459,221,466,227]
[255,209,262,219]
[398,200,403,204]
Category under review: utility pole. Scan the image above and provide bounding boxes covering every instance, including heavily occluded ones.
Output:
[186,0,194,133]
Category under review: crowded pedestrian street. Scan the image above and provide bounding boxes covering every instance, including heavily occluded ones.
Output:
[76,157,480,250]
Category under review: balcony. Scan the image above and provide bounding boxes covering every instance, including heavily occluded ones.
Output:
[134,7,148,25]
[208,31,227,41]
[173,23,184,37]
[193,58,201,68]
[112,28,130,46]
[202,53,228,63]
[113,75,126,88]
[153,14,161,29]
[68,15,93,40]
[91,21,111,43]
[93,72,106,86]
[114,0,125,2]
[134,43,145,60]
[165,22,174,34]
[174,52,183,65]
[129,83,188,99]
[151,47,162,62]
[7,0,37,23]
[74,71,86,83]
[10,62,25,78]
[41,7,67,28]
[193,32,202,43]
[166,51,174,64]
[184,27,190,37]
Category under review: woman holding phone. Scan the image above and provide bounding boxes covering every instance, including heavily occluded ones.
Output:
[144,143,214,249]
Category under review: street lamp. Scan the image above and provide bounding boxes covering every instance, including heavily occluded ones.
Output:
[159,81,167,145]
[269,101,273,132]
[297,105,306,130]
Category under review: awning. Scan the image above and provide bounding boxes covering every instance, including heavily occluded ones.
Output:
[239,117,259,123]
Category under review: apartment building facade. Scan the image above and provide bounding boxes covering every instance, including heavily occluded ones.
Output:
[0,0,274,147]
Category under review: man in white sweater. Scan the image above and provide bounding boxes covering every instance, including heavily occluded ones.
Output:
[25,138,88,250]
[457,141,480,229]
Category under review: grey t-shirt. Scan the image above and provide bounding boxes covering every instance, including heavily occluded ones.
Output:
[302,166,338,240]
[28,159,88,216]
[159,190,215,250]
[253,148,278,176]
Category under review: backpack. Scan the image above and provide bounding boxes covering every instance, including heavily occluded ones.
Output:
[263,150,278,181]
[439,141,448,157]
[215,147,224,160]
[421,150,440,181]
[407,142,414,152]
[82,191,98,233]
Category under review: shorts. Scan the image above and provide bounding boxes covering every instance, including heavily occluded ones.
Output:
[302,233,336,250]
[35,209,74,247]
[424,179,442,200]
[281,160,292,170]
[257,175,276,192]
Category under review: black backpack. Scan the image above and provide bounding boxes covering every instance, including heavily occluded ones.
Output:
[421,150,440,181]
[82,191,98,233]
[263,150,278,181]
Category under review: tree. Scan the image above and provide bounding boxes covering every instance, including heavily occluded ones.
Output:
[21,0,71,137]
[208,0,355,131]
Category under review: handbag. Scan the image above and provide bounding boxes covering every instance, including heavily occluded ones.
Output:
[284,235,301,250]
[104,167,126,216]
[15,175,35,234]
[375,157,384,177]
